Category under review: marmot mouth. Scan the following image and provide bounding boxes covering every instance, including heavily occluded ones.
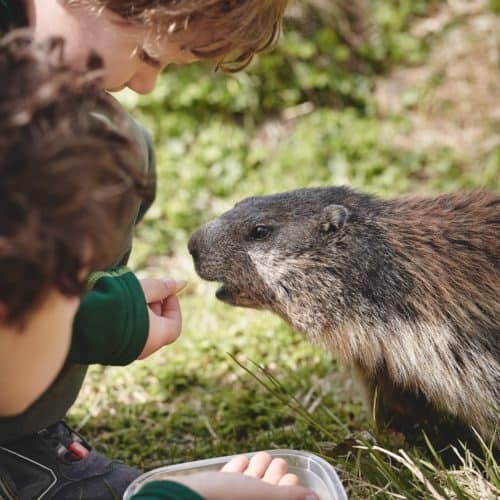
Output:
[215,284,240,304]
[215,284,256,308]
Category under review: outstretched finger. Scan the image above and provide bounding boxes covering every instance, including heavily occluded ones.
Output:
[221,455,250,473]
[164,279,188,295]
[243,452,273,479]
[141,279,172,303]
[262,458,289,485]
[141,278,187,304]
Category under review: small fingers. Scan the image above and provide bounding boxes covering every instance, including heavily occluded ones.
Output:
[219,453,302,491]
[161,294,181,319]
[278,473,300,486]
[141,278,187,304]
[221,455,250,473]
[150,301,162,316]
[244,452,273,479]
[164,279,188,295]
[261,458,289,485]
[149,313,182,346]
[141,279,170,303]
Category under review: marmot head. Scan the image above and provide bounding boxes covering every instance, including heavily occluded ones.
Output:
[188,187,412,339]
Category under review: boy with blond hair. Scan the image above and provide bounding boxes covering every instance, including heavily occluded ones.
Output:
[0,1,292,497]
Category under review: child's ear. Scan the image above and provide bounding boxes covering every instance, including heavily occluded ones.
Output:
[319,204,349,234]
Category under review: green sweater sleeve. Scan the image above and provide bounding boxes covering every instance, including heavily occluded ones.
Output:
[68,267,149,366]
[130,481,204,500]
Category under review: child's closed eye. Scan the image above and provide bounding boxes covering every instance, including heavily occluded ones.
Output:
[137,48,161,68]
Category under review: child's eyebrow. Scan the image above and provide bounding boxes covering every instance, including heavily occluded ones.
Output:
[138,48,161,68]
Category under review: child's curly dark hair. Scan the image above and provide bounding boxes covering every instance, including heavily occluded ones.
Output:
[0,30,151,325]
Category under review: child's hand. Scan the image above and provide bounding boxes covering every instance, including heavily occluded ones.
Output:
[137,278,187,359]
[171,452,318,500]
[221,451,299,486]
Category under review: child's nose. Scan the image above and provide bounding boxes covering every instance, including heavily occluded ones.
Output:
[127,70,160,95]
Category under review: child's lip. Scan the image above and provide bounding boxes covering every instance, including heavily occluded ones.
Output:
[107,84,126,92]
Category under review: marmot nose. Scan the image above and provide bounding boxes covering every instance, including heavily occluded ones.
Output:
[187,233,200,262]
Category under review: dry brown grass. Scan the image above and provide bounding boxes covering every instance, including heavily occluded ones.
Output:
[375,0,500,170]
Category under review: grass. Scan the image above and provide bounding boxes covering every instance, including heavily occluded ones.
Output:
[69,1,499,497]
[69,289,499,497]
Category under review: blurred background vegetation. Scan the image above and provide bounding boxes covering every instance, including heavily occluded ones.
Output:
[71,1,499,497]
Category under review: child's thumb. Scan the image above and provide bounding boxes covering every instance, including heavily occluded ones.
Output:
[141,278,187,303]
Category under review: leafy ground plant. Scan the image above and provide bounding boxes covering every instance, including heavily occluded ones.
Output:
[234,359,499,498]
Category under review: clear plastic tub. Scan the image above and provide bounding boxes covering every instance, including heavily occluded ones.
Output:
[123,449,347,500]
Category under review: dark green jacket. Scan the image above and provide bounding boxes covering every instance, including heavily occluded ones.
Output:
[130,481,204,500]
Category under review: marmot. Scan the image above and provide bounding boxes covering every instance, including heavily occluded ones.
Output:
[188,187,499,445]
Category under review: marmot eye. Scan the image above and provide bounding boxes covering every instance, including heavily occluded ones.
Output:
[250,225,272,240]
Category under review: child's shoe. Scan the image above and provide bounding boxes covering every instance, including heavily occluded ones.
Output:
[0,421,140,499]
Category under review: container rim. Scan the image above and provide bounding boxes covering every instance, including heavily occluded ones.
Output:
[123,448,347,500]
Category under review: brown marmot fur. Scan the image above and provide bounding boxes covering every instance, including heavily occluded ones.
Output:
[188,187,499,445]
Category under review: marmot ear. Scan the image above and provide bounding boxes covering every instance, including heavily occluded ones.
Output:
[319,204,349,234]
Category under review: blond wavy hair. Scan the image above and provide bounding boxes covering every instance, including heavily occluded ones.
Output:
[69,0,289,71]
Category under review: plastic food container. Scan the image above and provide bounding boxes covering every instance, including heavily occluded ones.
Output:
[123,449,347,500]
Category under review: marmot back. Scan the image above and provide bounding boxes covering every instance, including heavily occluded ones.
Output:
[188,187,500,445]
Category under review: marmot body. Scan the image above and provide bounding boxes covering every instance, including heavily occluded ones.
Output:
[188,187,499,444]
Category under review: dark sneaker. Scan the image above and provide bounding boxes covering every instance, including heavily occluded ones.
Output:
[0,421,141,499]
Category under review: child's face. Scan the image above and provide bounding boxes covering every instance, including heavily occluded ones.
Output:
[33,5,199,94]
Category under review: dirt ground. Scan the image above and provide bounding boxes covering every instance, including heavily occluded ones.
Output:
[375,0,500,169]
